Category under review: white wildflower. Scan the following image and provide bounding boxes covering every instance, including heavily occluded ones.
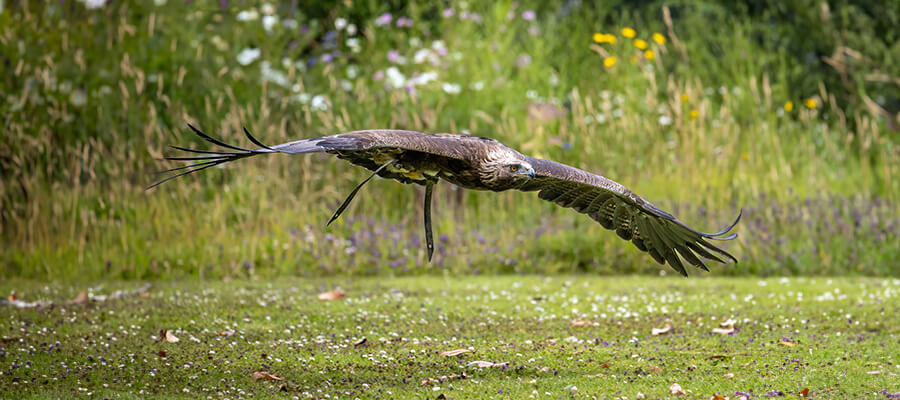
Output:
[154,0,167,5]
[526,90,538,99]
[262,15,278,32]
[311,95,329,111]
[470,81,484,91]
[293,93,311,104]
[340,80,353,91]
[69,89,87,107]
[282,19,298,29]
[260,3,275,15]
[408,71,438,86]
[413,49,432,64]
[658,115,672,126]
[260,61,289,87]
[80,0,106,9]
[211,35,227,51]
[236,48,261,66]
[236,9,259,22]
[334,18,348,30]
[346,24,357,36]
[408,37,421,47]
[385,67,406,88]
[346,65,359,79]
[442,83,461,94]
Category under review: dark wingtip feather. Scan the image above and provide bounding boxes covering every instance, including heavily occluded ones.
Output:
[186,123,252,152]
[243,126,274,150]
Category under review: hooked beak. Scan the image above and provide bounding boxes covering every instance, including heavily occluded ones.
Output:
[525,168,535,179]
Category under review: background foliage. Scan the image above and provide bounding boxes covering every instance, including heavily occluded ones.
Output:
[1,0,897,280]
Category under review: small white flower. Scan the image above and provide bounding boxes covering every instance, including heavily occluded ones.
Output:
[385,67,406,88]
[431,40,446,51]
[69,89,87,106]
[80,0,106,9]
[294,93,311,104]
[262,15,278,32]
[413,49,431,64]
[408,37,421,47]
[154,0,167,5]
[260,3,275,15]
[442,83,461,94]
[595,113,606,123]
[658,115,673,125]
[282,18,298,29]
[334,18,348,30]
[346,65,359,79]
[211,35,227,51]
[291,84,301,93]
[408,71,438,86]
[526,90,538,99]
[345,38,360,49]
[470,81,484,91]
[236,9,259,22]
[548,74,559,87]
[311,94,329,111]
[236,48,261,66]
[346,24,357,36]
[340,80,353,91]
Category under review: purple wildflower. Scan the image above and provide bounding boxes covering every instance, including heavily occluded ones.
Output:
[396,17,413,27]
[375,13,392,26]
[442,8,454,18]
[522,10,536,20]
[387,50,401,63]
[373,70,384,81]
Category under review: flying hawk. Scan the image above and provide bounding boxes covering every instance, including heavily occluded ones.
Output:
[150,125,741,276]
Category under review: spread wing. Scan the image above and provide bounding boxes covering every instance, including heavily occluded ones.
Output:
[148,124,484,190]
[519,157,741,276]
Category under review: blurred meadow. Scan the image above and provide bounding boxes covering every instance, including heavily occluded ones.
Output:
[1,0,898,280]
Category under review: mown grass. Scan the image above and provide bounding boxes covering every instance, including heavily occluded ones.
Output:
[1,276,898,398]
[1,1,898,280]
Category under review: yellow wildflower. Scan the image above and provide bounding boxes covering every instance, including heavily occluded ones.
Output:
[607,34,617,44]
[741,153,749,161]
[633,39,648,50]
[784,101,794,112]
[593,33,617,44]
[644,50,654,60]
[803,98,817,109]
[652,32,666,44]
[689,109,699,118]
[592,33,604,43]
[680,94,689,102]
[603,56,616,67]
[622,27,636,38]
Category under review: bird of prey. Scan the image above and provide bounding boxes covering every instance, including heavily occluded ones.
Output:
[150,125,741,276]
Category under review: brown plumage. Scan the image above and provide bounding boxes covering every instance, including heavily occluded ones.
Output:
[150,124,741,276]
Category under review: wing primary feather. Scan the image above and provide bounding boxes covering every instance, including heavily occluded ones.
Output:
[187,123,254,152]
[678,208,742,238]
[684,242,726,264]
[156,159,225,174]
[243,126,274,150]
[643,218,688,276]
[169,145,238,155]
[697,238,738,263]
[146,161,222,191]
[162,155,231,161]
[326,159,396,227]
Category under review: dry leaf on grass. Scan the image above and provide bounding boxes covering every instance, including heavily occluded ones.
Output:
[650,365,663,373]
[439,348,474,357]
[779,340,796,347]
[601,363,610,369]
[353,338,368,348]
[723,372,735,378]
[8,292,17,302]
[569,319,593,327]
[71,291,90,304]
[710,394,729,400]
[583,373,605,378]
[652,324,672,335]
[419,374,462,386]
[712,325,735,335]
[218,330,235,337]
[669,383,686,395]
[467,361,506,368]
[318,289,344,301]
[798,387,810,397]
[159,329,179,343]
[867,371,881,375]
[252,371,285,381]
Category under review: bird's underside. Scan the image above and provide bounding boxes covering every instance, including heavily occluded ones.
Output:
[150,124,741,276]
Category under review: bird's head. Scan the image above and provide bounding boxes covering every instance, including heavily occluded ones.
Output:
[503,161,536,180]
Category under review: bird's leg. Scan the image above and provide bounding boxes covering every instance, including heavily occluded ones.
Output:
[423,180,435,262]
[326,159,395,227]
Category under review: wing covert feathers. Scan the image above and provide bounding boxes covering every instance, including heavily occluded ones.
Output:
[521,157,740,276]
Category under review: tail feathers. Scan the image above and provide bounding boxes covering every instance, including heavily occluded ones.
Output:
[146,124,274,190]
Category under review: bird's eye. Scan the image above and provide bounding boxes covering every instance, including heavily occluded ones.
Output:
[509,165,519,172]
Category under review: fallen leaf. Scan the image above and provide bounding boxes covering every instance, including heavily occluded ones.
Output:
[159,329,179,343]
[157,350,167,358]
[711,395,728,400]
[720,319,737,327]
[723,372,734,378]
[652,324,672,336]
[779,340,796,347]
[712,325,735,335]
[218,330,235,337]
[867,370,881,375]
[570,319,593,327]
[797,387,809,397]
[601,363,610,369]
[420,374,462,386]
[353,338,368,348]
[709,355,729,360]
[439,348,474,357]
[669,383,686,396]
[583,373,605,378]
[252,371,284,381]
[650,365,663,373]
[7,292,17,301]
[468,361,506,368]
[71,291,89,304]
[527,379,537,384]
[546,338,558,345]
[318,289,344,301]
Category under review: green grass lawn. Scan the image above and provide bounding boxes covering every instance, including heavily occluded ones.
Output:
[2,276,898,399]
